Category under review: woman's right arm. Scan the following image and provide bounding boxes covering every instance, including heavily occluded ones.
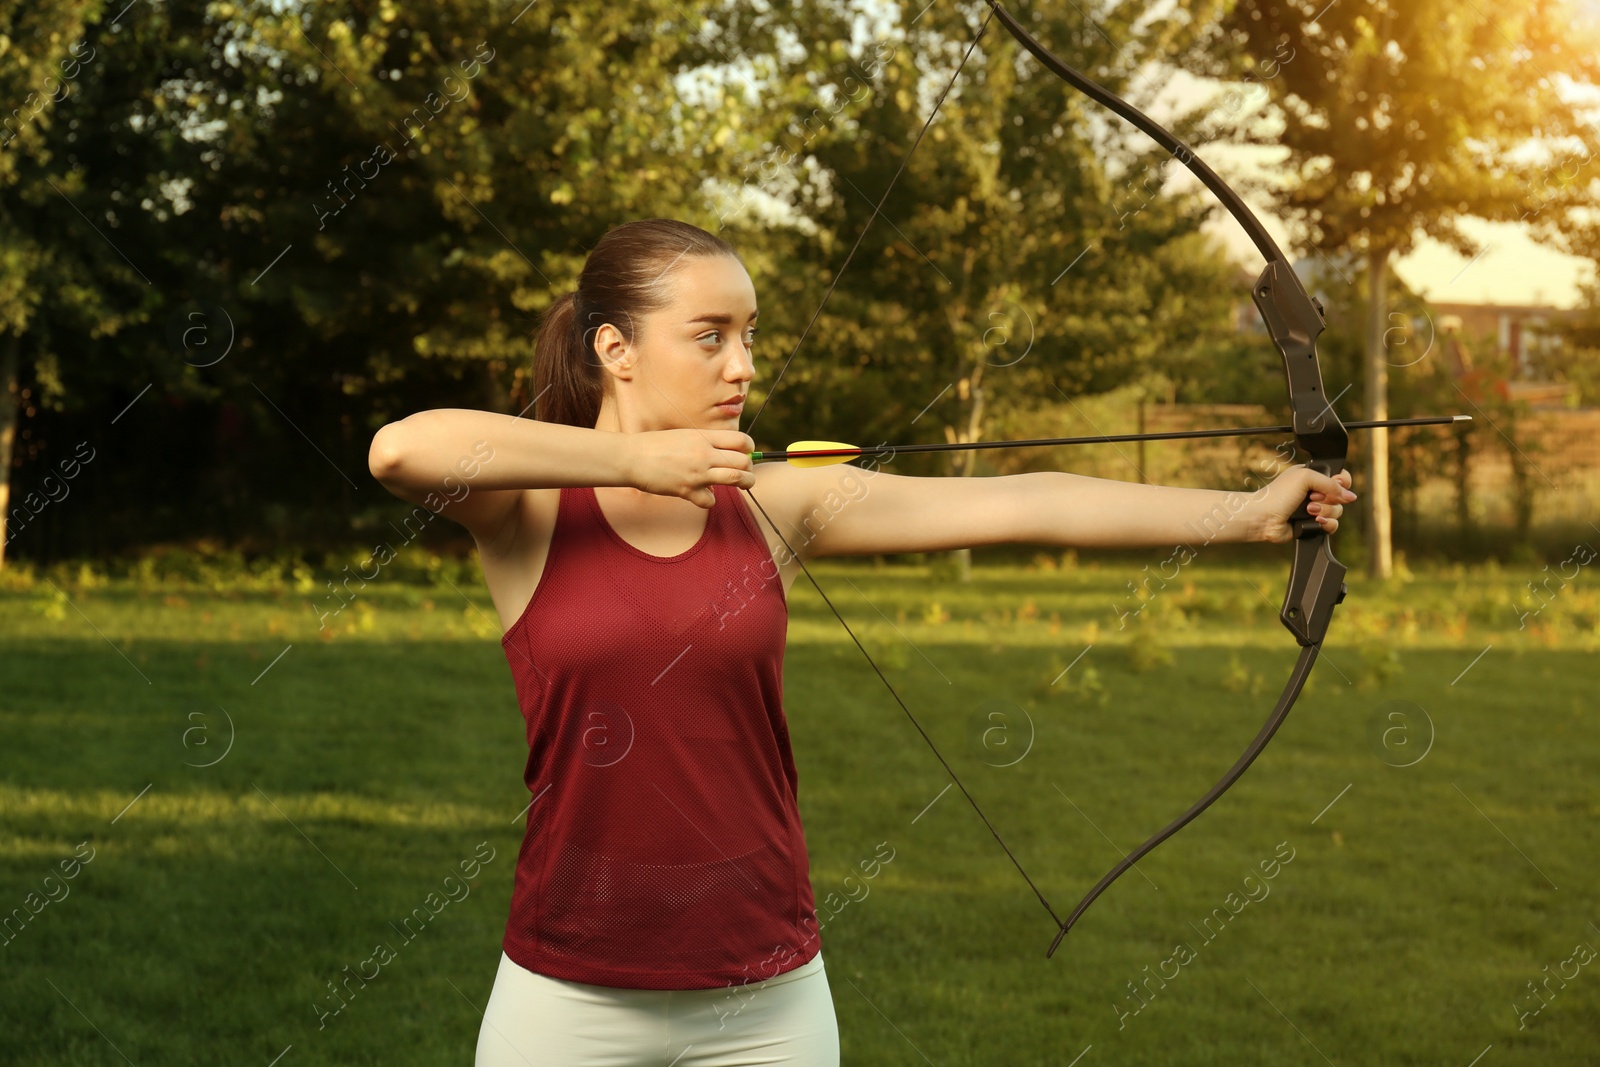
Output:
[368,409,635,542]
[367,409,754,541]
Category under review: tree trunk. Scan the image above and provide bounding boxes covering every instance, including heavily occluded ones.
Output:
[1506,408,1533,545]
[0,331,17,571]
[951,364,986,583]
[1364,246,1393,580]
[1455,428,1472,538]
[1136,395,1147,484]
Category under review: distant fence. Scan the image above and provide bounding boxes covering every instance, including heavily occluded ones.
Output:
[1431,407,1600,529]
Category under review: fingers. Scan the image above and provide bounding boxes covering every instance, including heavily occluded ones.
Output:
[708,430,756,454]
[1306,468,1357,504]
[1305,506,1339,532]
[695,431,755,478]
[685,466,753,510]
[716,466,757,490]
[709,432,754,470]
[1298,467,1354,533]
[681,432,755,507]
[1307,502,1347,532]
[713,449,755,473]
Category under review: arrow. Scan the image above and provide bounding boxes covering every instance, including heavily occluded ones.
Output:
[753,415,1471,468]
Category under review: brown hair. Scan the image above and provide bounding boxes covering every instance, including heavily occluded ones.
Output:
[532,219,740,427]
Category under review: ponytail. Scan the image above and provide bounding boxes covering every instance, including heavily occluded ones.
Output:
[532,292,602,428]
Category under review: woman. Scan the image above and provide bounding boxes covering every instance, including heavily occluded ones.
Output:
[367,218,1355,1066]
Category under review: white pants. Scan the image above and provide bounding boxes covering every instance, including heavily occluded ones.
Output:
[475,949,840,1067]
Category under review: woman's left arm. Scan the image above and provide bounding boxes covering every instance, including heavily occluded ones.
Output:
[778,463,1355,560]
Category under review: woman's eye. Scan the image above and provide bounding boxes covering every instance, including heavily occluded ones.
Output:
[695,327,755,348]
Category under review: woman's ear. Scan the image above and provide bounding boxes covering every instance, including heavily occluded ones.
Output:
[590,321,635,382]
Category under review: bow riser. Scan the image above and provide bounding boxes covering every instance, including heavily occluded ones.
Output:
[1283,538,1348,646]
[1250,262,1347,454]
[1249,260,1352,646]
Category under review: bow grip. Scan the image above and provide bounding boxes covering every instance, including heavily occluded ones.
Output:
[1280,458,1348,647]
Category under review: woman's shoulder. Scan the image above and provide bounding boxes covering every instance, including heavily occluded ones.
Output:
[744,459,872,542]
[747,459,811,512]
[749,458,872,506]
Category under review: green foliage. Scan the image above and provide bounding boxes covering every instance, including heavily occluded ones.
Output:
[1124,620,1176,672]
[1536,265,1600,406]
[1355,640,1404,691]
[1180,0,1600,570]
[1041,656,1110,708]
[1197,0,1600,259]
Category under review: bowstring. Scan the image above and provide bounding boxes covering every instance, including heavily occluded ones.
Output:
[742,491,1062,928]
[742,3,1064,932]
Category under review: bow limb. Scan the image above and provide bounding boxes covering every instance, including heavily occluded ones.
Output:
[1046,644,1320,955]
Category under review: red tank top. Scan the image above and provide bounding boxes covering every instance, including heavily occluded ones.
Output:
[498,482,820,989]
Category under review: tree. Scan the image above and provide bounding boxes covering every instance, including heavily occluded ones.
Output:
[1195,0,1600,578]
[1537,208,1600,407]
[1,0,790,560]
[0,1,252,566]
[736,1,1242,583]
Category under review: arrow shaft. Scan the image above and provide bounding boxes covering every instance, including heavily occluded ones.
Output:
[754,415,1468,462]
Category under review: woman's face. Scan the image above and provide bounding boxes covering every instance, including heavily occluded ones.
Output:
[596,255,758,432]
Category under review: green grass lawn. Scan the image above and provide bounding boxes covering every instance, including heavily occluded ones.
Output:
[2,547,1597,1065]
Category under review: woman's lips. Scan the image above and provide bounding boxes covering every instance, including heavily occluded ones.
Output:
[716,398,745,415]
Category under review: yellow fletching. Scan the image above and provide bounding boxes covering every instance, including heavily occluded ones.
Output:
[785,440,859,468]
